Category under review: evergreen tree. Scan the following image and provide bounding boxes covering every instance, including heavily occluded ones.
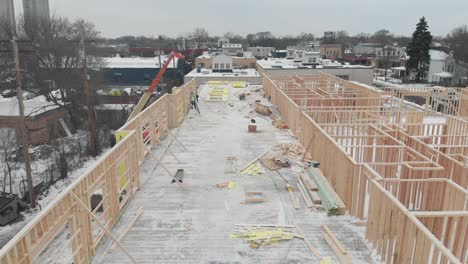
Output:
[406,17,433,81]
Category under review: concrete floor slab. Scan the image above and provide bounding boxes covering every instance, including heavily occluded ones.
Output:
[92,84,378,264]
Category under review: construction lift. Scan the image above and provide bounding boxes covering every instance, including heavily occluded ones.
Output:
[126,51,185,122]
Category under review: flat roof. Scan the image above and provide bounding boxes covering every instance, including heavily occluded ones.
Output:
[0,97,61,117]
[102,56,179,69]
[256,58,372,69]
[185,68,261,78]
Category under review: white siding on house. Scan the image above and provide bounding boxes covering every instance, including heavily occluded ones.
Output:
[212,55,233,70]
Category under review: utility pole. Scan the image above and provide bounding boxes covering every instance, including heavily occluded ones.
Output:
[12,38,35,208]
[80,38,97,157]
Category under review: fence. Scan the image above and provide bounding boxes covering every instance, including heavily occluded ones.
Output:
[0,80,195,264]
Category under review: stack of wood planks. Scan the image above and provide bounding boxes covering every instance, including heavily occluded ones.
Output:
[296,174,321,209]
[306,168,346,216]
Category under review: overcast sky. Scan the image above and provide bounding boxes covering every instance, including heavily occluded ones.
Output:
[13,0,468,38]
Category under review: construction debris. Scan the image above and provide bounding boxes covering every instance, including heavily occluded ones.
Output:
[240,151,268,172]
[242,198,265,204]
[245,191,263,195]
[322,225,353,264]
[273,142,312,161]
[255,103,272,116]
[216,181,236,189]
[286,184,299,209]
[272,116,289,129]
[260,152,290,170]
[307,168,346,216]
[231,225,303,249]
[241,162,265,175]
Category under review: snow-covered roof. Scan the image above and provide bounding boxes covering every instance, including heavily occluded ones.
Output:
[102,55,179,69]
[185,68,260,77]
[430,50,448,61]
[433,72,453,78]
[0,96,60,117]
[222,44,242,49]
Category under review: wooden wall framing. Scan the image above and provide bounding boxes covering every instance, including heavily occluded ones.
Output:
[263,73,467,263]
[0,80,196,264]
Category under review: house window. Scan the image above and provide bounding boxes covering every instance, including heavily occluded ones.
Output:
[312,57,316,63]
[226,63,230,69]
[220,63,225,69]
[214,63,219,69]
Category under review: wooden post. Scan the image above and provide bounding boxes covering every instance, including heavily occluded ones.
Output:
[71,193,138,264]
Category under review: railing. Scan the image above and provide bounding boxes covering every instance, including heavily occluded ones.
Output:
[0,80,196,264]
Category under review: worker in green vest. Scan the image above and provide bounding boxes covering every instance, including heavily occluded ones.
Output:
[191,92,200,114]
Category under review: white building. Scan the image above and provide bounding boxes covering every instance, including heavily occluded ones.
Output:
[293,50,304,62]
[23,0,50,26]
[246,47,274,58]
[427,50,455,84]
[218,37,229,48]
[286,49,295,59]
[212,54,233,72]
[221,44,243,56]
[0,0,16,38]
[303,51,320,65]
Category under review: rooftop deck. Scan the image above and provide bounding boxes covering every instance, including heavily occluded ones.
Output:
[91,84,375,263]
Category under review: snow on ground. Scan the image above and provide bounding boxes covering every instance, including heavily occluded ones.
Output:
[0,144,110,249]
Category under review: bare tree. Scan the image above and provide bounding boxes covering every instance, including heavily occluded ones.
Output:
[0,128,17,194]
[14,16,101,129]
[446,25,468,62]
[192,27,209,48]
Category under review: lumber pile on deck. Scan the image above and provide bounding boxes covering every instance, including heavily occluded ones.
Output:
[306,168,346,216]
[231,225,303,249]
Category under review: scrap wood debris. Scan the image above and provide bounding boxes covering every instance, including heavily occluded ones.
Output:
[273,141,312,161]
[216,181,236,189]
[241,162,265,175]
[230,225,303,249]
[271,116,289,129]
[261,152,291,170]
[255,103,272,116]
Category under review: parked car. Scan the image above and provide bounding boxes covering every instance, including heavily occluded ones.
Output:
[110,88,123,96]
[123,88,136,96]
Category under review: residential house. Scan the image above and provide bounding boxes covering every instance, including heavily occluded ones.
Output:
[221,44,243,56]
[246,47,274,59]
[212,54,233,72]
[195,52,257,70]
[353,43,383,55]
[218,37,229,48]
[427,50,454,84]
[320,44,344,60]
[303,51,320,65]
[373,46,408,68]
[0,101,67,145]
